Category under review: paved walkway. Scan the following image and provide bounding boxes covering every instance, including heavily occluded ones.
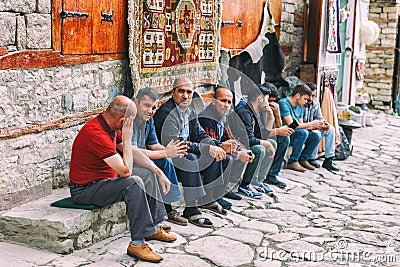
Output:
[1,110,399,267]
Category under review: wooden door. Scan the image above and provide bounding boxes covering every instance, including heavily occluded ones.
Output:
[92,0,127,53]
[61,0,92,54]
[61,0,127,55]
[220,0,282,53]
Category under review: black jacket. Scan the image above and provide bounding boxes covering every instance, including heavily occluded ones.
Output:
[198,104,249,148]
[153,98,217,155]
[235,103,271,147]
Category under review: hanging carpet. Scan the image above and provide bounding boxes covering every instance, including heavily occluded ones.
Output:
[128,0,221,92]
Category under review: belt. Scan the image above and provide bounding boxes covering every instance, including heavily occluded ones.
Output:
[69,181,98,188]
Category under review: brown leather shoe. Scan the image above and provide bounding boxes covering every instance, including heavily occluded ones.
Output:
[286,161,307,172]
[167,210,188,226]
[127,242,163,262]
[299,160,315,170]
[145,226,177,242]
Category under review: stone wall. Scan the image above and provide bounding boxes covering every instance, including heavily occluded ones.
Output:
[0,60,131,210]
[280,0,304,77]
[365,1,399,111]
[0,0,51,52]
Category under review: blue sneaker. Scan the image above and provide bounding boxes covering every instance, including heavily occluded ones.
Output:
[238,185,263,199]
[252,182,273,195]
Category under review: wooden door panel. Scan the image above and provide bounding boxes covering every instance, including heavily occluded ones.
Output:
[61,0,92,55]
[114,0,128,52]
[92,0,115,53]
[220,0,241,49]
[220,0,282,50]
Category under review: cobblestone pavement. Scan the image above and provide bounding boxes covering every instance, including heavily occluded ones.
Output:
[1,110,399,267]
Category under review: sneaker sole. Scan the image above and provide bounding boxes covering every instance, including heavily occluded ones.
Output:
[238,191,263,199]
[127,251,163,263]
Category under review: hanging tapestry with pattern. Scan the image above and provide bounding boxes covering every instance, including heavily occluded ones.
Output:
[326,0,341,53]
[129,0,220,93]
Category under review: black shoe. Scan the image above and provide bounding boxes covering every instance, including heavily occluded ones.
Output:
[224,189,242,200]
[308,159,320,168]
[322,157,339,171]
[217,198,232,209]
[264,176,287,188]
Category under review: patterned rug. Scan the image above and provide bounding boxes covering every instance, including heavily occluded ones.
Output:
[128,0,221,93]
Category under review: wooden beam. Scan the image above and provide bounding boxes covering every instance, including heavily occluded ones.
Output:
[0,108,104,140]
[0,50,127,70]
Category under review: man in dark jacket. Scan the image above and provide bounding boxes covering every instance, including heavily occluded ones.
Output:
[198,87,255,206]
[153,77,229,228]
[235,84,276,198]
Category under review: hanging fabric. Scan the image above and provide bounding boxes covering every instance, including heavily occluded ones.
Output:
[326,0,341,53]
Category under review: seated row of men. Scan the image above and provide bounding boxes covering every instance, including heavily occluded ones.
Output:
[68,77,339,263]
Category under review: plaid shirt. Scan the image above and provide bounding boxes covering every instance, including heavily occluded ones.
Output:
[177,106,191,141]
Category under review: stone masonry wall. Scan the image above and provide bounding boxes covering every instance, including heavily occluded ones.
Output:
[280,0,304,77]
[0,0,51,52]
[0,60,131,210]
[365,0,399,111]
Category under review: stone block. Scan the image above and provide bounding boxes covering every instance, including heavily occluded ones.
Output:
[379,13,387,19]
[382,27,396,34]
[37,0,51,13]
[284,3,295,13]
[0,0,36,13]
[0,12,16,47]
[369,7,382,13]
[380,63,393,69]
[368,58,384,64]
[16,15,26,50]
[374,94,392,102]
[73,91,89,112]
[26,13,51,49]
[0,189,129,254]
[388,12,398,20]
[383,6,397,13]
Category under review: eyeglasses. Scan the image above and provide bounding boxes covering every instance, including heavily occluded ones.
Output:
[218,99,232,104]
[176,88,193,94]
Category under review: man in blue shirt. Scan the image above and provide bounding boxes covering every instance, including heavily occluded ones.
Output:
[132,87,189,226]
[278,84,322,172]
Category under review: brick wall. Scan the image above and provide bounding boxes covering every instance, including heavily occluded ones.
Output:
[0,61,131,211]
[365,1,399,111]
[280,0,304,77]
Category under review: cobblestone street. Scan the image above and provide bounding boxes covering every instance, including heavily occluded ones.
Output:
[1,110,399,267]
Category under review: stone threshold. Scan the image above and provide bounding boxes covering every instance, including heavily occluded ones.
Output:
[0,188,128,254]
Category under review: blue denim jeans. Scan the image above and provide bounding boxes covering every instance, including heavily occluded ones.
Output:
[268,135,290,178]
[289,128,322,163]
[153,158,182,204]
[311,126,336,159]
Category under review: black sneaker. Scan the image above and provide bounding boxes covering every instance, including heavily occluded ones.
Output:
[322,157,339,171]
[264,176,287,188]
[308,159,321,168]
[224,189,242,200]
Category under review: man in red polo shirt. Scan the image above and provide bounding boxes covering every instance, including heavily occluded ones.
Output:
[69,96,175,263]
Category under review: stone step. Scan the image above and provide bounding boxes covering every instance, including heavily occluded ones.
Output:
[0,188,128,254]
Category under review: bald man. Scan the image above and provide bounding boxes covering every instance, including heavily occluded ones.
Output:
[69,96,175,263]
[153,77,229,228]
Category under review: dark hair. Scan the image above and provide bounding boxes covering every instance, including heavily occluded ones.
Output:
[291,84,312,97]
[261,82,279,99]
[136,87,159,102]
[305,82,317,91]
[248,84,271,102]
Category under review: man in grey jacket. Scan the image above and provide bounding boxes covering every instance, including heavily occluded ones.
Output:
[303,82,339,171]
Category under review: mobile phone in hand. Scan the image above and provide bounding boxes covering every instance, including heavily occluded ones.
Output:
[288,120,299,129]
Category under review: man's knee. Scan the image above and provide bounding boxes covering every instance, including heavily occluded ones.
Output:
[251,145,266,157]
[268,139,277,150]
[309,130,322,141]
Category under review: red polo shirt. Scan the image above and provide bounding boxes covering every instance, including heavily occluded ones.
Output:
[69,114,122,184]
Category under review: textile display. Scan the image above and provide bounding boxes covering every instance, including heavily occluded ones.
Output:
[326,0,341,53]
[128,0,221,92]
